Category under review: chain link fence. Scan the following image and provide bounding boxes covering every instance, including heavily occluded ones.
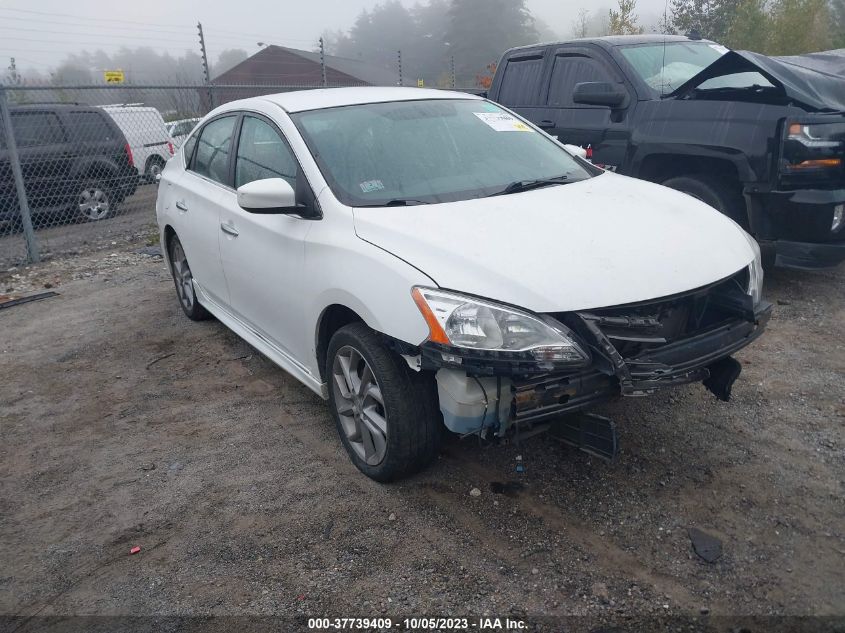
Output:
[0,82,370,269]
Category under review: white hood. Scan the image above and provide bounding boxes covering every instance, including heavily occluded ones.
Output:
[352,173,755,313]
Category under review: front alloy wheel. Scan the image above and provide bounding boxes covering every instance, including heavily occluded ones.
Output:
[332,345,388,466]
[326,322,441,482]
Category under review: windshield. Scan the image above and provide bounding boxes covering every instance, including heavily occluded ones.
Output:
[291,99,594,207]
[619,41,729,95]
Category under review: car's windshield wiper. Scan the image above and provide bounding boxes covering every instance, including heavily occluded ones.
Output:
[357,198,431,207]
[487,175,569,197]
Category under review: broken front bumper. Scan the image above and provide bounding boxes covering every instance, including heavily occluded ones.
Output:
[512,301,770,426]
[415,273,771,436]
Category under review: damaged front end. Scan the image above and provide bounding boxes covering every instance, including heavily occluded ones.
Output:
[400,266,770,455]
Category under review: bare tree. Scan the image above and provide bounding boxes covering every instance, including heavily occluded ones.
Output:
[572,8,591,37]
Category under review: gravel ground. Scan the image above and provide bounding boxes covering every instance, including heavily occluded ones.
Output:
[0,242,842,632]
[0,185,158,270]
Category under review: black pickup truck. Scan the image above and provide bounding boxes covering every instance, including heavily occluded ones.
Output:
[488,35,845,269]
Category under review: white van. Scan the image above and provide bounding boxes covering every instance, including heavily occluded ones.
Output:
[102,105,175,182]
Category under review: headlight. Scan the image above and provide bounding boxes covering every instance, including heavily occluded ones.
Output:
[744,233,764,305]
[411,287,589,365]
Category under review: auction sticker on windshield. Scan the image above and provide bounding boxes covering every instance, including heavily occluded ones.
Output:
[473,112,532,132]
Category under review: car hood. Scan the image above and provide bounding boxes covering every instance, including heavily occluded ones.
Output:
[352,173,755,313]
[668,49,845,113]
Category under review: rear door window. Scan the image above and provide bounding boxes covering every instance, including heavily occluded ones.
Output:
[191,115,237,185]
[66,111,118,142]
[547,55,617,106]
[496,55,545,106]
[10,112,67,147]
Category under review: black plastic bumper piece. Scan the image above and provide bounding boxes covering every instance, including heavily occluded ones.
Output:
[771,239,845,269]
[551,413,618,461]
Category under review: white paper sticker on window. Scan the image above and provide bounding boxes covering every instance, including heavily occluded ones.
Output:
[359,179,385,193]
[473,112,532,132]
[708,44,730,55]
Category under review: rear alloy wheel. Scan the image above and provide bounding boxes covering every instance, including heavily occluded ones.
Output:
[327,322,441,482]
[167,235,212,321]
[77,181,113,221]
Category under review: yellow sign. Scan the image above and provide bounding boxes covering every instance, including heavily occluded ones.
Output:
[104,70,125,84]
[417,79,424,88]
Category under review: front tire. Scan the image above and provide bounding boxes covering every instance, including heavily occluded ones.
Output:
[167,234,212,321]
[327,323,441,482]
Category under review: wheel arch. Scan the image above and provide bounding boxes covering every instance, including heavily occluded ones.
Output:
[315,303,366,381]
[636,152,746,184]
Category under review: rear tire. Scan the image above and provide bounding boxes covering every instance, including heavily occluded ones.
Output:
[327,322,441,482]
[145,157,166,183]
[167,234,212,321]
[662,175,748,228]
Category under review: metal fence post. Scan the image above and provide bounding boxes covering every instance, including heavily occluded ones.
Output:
[0,85,39,263]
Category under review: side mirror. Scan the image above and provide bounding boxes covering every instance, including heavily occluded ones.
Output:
[572,82,627,108]
[237,178,297,214]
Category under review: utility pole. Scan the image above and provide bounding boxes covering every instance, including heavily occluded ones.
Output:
[397,50,403,87]
[197,22,213,109]
[450,56,455,89]
[319,37,327,87]
[197,22,210,83]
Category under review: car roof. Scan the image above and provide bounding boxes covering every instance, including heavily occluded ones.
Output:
[8,103,103,112]
[222,87,483,114]
[506,34,712,53]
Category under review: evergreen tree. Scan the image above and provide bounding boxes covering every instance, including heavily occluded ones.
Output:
[722,0,769,51]
[446,0,537,83]
[670,0,741,40]
[768,0,833,54]
[829,0,845,46]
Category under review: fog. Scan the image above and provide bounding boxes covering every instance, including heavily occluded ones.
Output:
[0,0,669,78]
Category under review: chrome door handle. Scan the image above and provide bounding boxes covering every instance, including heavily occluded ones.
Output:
[220,222,239,237]
[175,200,188,211]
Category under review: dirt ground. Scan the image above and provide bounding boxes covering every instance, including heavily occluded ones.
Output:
[0,185,158,270]
[0,236,843,631]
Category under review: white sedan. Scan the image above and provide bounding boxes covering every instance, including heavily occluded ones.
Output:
[156,87,769,481]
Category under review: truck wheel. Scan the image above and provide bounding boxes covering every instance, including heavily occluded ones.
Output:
[662,175,748,228]
[327,322,441,482]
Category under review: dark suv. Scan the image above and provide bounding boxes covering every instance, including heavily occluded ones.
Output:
[1,103,138,228]
[488,35,845,269]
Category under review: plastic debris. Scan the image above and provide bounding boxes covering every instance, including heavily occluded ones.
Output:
[130,546,141,555]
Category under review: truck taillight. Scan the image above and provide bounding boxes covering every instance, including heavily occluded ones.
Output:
[167,142,174,156]
[125,143,134,167]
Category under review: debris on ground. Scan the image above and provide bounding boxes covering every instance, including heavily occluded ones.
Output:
[469,487,482,497]
[0,291,58,310]
[129,546,141,555]
[688,527,723,563]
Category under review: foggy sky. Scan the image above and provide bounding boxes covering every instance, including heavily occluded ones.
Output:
[0,0,669,74]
